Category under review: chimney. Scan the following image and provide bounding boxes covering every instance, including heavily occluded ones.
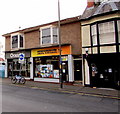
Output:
[87,0,101,8]
[87,0,95,8]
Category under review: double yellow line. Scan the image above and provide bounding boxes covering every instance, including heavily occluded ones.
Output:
[10,84,120,100]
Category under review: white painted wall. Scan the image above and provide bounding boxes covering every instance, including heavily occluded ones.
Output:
[84,59,90,85]
[68,55,74,82]
[30,57,34,80]
[5,59,8,78]
[34,78,59,83]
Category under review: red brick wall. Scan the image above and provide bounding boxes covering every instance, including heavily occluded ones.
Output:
[61,22,81,55]
[25,30,40,49]
[87,1,94,8]
[5,36,11,51]
[5,21,82,55]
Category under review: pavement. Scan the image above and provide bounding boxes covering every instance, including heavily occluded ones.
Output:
[1,78,120,100]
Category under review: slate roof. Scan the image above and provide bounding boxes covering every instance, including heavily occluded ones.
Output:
[81,1,120,20]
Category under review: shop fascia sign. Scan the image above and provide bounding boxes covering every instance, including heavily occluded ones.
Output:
[31,45,71,57]
[10,53,25,58]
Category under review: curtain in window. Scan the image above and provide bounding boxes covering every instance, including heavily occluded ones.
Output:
[20,35,23,48]
[117,20,120,43]
[98,21,115,45]
[53,27,58,44]
[91,24,97,46]
[42,28,51,44]
[41,27,58,45]
[12,35,18,48]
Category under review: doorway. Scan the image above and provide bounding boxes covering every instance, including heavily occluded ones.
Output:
[90,54,119,89]
[74,60,82,81]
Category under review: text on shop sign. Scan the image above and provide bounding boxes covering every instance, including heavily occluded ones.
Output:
[37,49,58,55]
[31,45,71,57]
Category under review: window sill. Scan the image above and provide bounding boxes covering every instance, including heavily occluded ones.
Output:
[40,43,59,47]
[11,47,24,51]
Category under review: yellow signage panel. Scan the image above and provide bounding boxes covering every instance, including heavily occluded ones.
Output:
[31,45,71,57]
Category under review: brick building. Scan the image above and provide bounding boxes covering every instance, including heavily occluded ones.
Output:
[3,16,83,83]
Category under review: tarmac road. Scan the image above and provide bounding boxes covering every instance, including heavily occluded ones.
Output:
[1,84,119,113]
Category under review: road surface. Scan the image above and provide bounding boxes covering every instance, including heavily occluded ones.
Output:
[1,84,119,112]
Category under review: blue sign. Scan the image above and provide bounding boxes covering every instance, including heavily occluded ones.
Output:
[19,53,25,63]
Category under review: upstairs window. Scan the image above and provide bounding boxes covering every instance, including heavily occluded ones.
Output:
[53,27,58,44]
[20,35,24,48]
[41,26,58,45]
[12,35,18,49]
[11,34,24,49]
[98,21,115,45]
[117,20,120,43]
[91,24,97,46]
[42,28,51,44]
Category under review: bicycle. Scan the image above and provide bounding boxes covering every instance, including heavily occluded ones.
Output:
[11,75,26,84]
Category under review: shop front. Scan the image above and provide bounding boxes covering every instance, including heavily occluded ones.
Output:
[31,45,75,83]
[5,51,31,79]
[84,53,120,89]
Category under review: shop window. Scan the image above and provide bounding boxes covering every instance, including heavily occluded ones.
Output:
[40,26,58,45]
[91,24,97,46]
[117,20,120,43]
[7,58,30,77]
[34,57,60,79]
[11,34,24,49]
[98,21,115,45]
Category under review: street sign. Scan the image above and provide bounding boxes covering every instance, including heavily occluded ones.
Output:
[19,53,25,63]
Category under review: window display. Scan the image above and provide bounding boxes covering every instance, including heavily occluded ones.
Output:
[34,56,61,79]
[36,64,54,78]
[35,63,59,79]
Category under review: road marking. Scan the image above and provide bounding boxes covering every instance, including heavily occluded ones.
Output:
[61,91,75,94]
[8,83,120,100]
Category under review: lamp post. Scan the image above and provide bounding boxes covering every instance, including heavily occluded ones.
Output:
[58,0,63,88]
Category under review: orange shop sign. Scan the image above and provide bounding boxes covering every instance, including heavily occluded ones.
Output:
[31,45,71,57]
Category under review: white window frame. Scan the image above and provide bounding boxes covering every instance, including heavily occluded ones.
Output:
[91,24,97,46]
[11,33,24,50]
[117,20,120,43]
[98,21,115,45]
[40,25,58,45]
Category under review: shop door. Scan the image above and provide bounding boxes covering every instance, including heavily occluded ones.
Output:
[62,61,68,82]
[74,60,82,81]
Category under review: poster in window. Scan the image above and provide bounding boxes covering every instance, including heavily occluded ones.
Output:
[40,64,53,78]
[53,70,59,78]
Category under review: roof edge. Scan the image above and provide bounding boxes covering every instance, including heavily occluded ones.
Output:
[2,16,81,37]
[80,10,120,21]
